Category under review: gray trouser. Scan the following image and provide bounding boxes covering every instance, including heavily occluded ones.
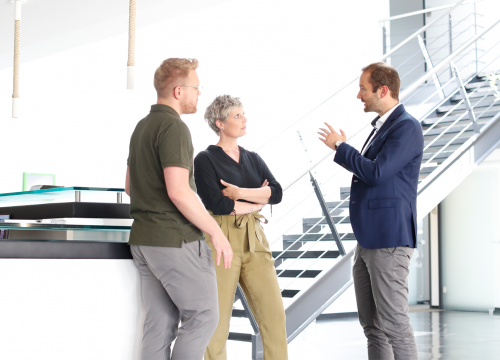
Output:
[353,243,418,360]
[131,241,219,360]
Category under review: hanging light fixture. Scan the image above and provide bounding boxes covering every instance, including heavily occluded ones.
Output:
[127,0,136,89]
[12,0,23,118]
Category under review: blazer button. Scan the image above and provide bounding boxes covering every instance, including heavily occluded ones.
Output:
[354,180,358,182]
[352,201,356,203]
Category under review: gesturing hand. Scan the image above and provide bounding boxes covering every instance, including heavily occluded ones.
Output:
[318,122,347,150]
[221,179,241,200]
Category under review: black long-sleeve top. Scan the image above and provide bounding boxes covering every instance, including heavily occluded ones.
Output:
[194,145,283,215]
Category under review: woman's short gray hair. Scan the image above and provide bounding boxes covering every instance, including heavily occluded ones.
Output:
[204,95,243,135]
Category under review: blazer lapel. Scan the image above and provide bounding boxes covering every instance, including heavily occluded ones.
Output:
[361,125,377,154]
[363,104,406,155]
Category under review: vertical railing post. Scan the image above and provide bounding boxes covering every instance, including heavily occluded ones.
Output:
[309,172,346,256]
[451,61,479,134]
[417,35,445,99]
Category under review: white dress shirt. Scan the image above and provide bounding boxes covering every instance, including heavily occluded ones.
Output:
[360,103,401,155]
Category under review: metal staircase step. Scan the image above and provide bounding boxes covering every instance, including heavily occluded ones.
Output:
[451,89,498,102]
[424,136,468,148]
[272,250,340,259]
[437,97,498,113]
[420,166,438,175]
[422,123,483,137]
[232,309,247,318]
[228,332,252,342]
[281,289,301,298]
[422,150,454,162]
[465,81,490,90]
[303,216,351,225]
[422,109,499,126]
[277,269,322,278]
[283,233,356,242]
[326,201,349,210]
[477,70,500,79]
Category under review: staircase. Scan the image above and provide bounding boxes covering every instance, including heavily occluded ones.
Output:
[227,3,500,358]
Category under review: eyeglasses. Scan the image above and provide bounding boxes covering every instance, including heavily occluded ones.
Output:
[178,84,203,93]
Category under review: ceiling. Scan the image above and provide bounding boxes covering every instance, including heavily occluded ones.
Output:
[0,0,230,69]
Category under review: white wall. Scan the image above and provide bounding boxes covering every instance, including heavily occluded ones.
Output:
[0,0,389,195]
[0,259,142,360]
[440,148,500,312]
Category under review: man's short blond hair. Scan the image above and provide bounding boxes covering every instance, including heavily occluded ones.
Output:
[205,95,243,135]
[154,58,199,98]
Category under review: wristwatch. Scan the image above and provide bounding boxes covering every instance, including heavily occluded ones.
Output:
[335,141,344,150]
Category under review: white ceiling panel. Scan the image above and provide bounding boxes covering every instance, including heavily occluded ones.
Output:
[0,0,230,69]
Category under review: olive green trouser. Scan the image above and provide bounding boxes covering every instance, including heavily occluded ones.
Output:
[204,211,288,360]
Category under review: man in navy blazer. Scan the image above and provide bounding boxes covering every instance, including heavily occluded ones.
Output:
[319,62,423,360]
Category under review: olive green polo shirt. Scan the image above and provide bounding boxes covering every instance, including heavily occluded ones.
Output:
[127,104,204,247]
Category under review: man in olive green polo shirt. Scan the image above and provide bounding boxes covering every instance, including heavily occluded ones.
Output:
[125,58,233,360]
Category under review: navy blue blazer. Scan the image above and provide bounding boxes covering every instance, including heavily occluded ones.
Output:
[334,104,424,249]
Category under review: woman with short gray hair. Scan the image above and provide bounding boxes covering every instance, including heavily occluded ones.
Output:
[194,95,288,360]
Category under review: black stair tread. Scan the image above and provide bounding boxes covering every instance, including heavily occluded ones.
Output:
[228,332,252,342]
[419,166,438,175]
[422,151,454,161]
[437,97,499,113]
[422,109,498,126]
[277,269,322,278]
[424,136,468,148]
[283,233,356,241]
[302,216,351,224]
[464,81,490,90]
[272,250,340,259]
[326,201,349,210]
[281,289,300,298]
[422,123,484,137]
[451,90,498,102]
[421,116,491,131]
[231,309,247,318]
[477,70,500,79]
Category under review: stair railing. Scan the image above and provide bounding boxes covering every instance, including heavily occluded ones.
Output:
[268,11,500,345]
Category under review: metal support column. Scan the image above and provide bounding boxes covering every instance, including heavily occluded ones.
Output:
[383,20,391,64]
[309,172,346,256]
[235,285,263,359]
[449,14,453,79]
[473,2,478,74]
[418,35,445,99]
[451,61,480,133]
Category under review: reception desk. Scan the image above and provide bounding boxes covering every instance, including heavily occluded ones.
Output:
[0,188,141,360]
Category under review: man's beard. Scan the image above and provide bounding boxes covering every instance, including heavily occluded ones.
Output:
[181,98,197,114]
[363,96,382,113]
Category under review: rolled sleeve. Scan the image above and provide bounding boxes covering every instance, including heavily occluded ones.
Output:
[158,121,192,170]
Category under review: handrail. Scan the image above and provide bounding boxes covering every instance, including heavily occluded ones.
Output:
[379,0,481,23]
[400,18,500,99]
[257,0,467,155]
[283,14,500,192]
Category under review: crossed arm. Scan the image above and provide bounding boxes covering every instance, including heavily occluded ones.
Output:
[220,179,271,215]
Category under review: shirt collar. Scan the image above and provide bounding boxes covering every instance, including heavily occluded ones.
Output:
[150,104,180,117]
[375,103,401,130]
